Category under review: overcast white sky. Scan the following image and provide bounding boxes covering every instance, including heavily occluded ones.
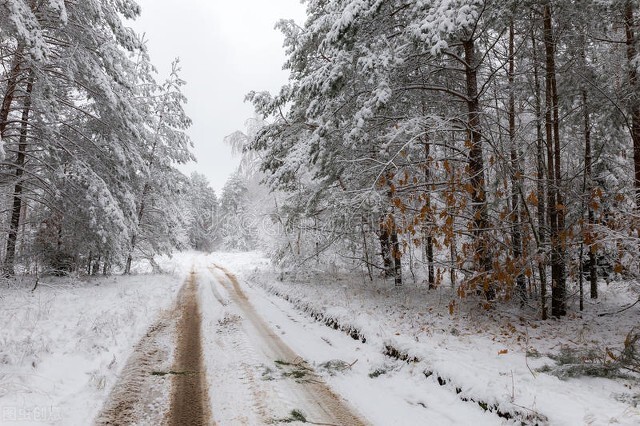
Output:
[131,0,306,194]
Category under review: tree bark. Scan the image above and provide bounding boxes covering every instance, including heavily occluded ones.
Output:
[0,49,23,138]
[543,3,566,317]
[624,2,640,219]
[423,132,435,289]
[532,24,548,319]
[379,213,402,285]
[509,21,526,305]
[463,37,493,299]
[583,89,598,299]
[379,218,393,274]
[3,74,34,276]
[390,219,402,286]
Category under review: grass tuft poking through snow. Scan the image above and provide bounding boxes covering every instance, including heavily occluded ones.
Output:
[270,408,308,424]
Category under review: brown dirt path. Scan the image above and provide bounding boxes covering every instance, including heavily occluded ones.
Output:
[167,271,213,426]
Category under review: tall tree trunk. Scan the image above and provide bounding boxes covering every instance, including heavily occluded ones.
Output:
[103,253,110,275]
[624,2,640,219]
[361,215,373,281]
[532,24,548,319]
[463,37,493,299]
[426,227,435,288]
[92,254,101,276]
[447,134,458,289]
[125,110,163,274]
[583,89,598,299]
[3,74,34,276]
[543,3,566,317]
[508,21,526,305]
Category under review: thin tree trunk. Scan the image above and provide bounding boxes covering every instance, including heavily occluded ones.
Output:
[426,230,435,288]
[543,3,566,317]
[103,253,110,275]
[125,181,151,274]
[125,104,166,274]
[583,89,598,299]
[463,37,493,299]
[423,132,435,289]
[544,6,557,317]
[3,74,34,276]
[624,2,640,219]
[390,215,402,286]
[508,21,526,305]
[579,242,584,311]
[532,24,548,319]
[447,133,458,289]
[361,216,373,281]
[88,251,93,275]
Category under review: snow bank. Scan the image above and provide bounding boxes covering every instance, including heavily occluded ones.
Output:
[0,272,183,425]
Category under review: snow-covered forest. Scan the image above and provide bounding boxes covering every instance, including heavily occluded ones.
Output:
[0,1,242,275]
[1,0,640,425]
[246,0,640,319]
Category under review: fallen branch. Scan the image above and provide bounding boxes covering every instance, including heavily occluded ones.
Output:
[598,297,640,317]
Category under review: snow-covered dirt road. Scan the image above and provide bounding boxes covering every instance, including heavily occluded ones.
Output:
[97,255,366,425]
[184,253,520,425]
[204,263,365,425]
[96,272,213,426]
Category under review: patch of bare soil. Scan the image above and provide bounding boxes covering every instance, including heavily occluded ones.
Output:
[166,271,212,426]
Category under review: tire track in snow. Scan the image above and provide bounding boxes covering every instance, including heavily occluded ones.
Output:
[95,292,176,425]
[221,310,274,423]
[210,264,367,426]
[204,281,277,424]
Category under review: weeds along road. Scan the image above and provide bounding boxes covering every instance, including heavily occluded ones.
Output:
[96,264,365,425]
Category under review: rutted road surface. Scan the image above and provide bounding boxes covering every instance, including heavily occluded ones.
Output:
[96,264,365,425]
[208,264,365,425]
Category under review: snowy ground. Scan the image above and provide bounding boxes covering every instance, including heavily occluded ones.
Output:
[0,263,185,425]
[1,251,638,425]
[210,251,640,425]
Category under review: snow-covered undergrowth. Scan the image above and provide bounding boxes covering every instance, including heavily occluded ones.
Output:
[0,270,183,425]
[217,252,640,425]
